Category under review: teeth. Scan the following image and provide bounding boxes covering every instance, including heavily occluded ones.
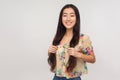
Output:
[66,22,72,25]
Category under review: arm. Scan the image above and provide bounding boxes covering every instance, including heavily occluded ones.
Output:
[76,51,96,63]
[80,34,96,63]
[68,34,96,63]
[74,34,96,63]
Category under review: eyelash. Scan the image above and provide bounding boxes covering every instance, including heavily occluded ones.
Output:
[63,15,67,17]
[71,15,75,17]
[63,15,75,17]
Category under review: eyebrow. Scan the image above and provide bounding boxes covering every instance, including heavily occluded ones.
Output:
[63,13,75,14]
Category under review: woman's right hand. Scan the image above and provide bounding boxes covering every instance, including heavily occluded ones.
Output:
[48,45,58,56]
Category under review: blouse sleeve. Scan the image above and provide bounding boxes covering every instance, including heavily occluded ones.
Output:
[82,34,94,55]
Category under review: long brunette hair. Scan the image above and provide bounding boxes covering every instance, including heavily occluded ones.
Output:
[48,4,80,72]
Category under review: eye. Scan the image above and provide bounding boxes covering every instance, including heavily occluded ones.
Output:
[63,14,67,17]
[70,15,75,17]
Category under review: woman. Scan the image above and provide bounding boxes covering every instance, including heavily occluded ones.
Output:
[48,4,96,80]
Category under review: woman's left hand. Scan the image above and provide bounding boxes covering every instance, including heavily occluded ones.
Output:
[68,47,83,58]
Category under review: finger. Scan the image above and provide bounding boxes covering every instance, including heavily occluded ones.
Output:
[68,48,72,50]
[49,45,57,49]
[52,45,58,48]
[68,49,73,53]
[49,50,56,53]
[68,48,74,51]
[51,48,57,53]
[49,47,56,53]
[49,46,57,51]
[69,53,74,56]
[68,50,74,55]
[51,48,57,52]
[68,50,72,55]
[52,46,58,50]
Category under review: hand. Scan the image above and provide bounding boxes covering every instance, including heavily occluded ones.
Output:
[68,47,83,58]
[48,45,58,55]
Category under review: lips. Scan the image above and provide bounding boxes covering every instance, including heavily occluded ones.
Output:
[66,22,72,26]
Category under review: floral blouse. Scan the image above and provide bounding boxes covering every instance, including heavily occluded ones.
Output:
[54,34,94,79]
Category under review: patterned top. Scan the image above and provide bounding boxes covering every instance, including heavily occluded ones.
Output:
[53,34,94,79]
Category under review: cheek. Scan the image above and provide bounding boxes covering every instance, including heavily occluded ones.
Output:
[72,17,76,22]
[73,18,76,25]
[62,17,66,22]
[62,18,66,25]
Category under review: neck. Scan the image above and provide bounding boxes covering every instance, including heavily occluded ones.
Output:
[65,29,73,37]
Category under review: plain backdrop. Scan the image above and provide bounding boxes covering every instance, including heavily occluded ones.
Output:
[0,0,120,80]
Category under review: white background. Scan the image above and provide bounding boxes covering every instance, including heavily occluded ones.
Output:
[0,0,120,80]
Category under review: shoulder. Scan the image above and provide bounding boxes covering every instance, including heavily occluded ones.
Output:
[79,34,93,48]
[80,33,90,40]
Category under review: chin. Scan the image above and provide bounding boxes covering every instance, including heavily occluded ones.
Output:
[65,26,74,29]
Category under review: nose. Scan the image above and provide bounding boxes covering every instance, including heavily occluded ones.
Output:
[67,16,70,21]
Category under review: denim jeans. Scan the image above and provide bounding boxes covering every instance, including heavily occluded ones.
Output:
[53,75,81,80]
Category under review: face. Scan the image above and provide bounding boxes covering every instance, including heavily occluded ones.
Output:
[62,8,76,29]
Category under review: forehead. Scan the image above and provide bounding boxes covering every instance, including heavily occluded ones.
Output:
[63,8,75,14]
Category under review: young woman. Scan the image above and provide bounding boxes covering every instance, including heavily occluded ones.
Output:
[48,4,96,80]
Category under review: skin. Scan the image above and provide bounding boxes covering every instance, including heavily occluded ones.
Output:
[48,8,96,63]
